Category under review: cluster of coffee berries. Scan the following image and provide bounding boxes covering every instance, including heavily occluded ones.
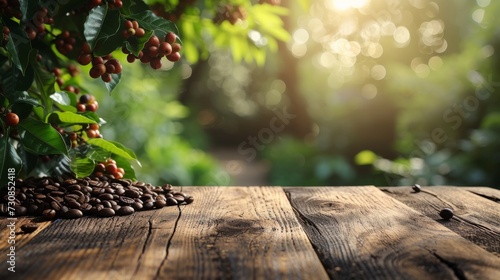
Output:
[3,112,19,127]
[88,56,122,82]
[0,0,21,20]
[84,123,101,139]
[77,94,99,113]
[123,32,181,69]
[121,20,145,39]
[25,7,54,40]
[2,26,9,46]
[213,5,247,25]
[93,158,125,179]
[150,0,196,22]
[55,31,76,54]
[53,66,80,89]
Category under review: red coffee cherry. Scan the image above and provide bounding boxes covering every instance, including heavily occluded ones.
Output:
[4,112,19,126]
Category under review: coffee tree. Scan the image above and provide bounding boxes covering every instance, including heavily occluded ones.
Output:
[0,0,289,187]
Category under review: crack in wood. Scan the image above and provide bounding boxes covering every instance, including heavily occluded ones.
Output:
[430,250,467,280]
[467,191,500,203]
[154,205,182,280]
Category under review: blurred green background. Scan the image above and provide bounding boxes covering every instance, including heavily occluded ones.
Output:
[88,0,500,188]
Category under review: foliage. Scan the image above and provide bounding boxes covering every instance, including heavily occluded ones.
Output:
[0,0,290,188]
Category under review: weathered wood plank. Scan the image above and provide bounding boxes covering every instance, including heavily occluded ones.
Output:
[463,187,500,203]
[285,186,500,279]
[156,186,329,279]
[0,217,52,254]
[0,208,180,280]
[382,186,500,255]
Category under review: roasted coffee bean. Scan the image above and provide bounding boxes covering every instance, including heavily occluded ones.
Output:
[50,201,62,211]
[104,187,115,194]
[124,189,140,198]
[65,209,83,219]
[173,195,185,203]
[166,197,178,206]
[119,196,135,205]
[154,200,167,208]
[28,205,39,215]
[61,206,69,213]
[115,188,125,195]
[65,194,80,201]
[143,201,155,210]
[135,181,145,187]
[35,194,46,200]
[95,204,104,212]
[98,193,114,201]
[51,191,65,197]
[116,206,134,216]
[18,193,27,201]
[45,185,59,191]
[165,193,174,198]
[112,205,121,211]
[131,202,143,211]
[102,201,112,208]
[0,203,8,214]
[412,184,421,193]
[21,223,39,233]
[439,208,454,220]
[80,203,92,212]
[43,209,56,219]
[185,196,194,204]
[15,206,28,216]
[66,184,81,191]
[89,198,101,205]
[67,200,81,209]
[97,208,115,217]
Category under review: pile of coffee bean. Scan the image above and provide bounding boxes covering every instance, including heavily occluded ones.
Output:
[0,175,193,219]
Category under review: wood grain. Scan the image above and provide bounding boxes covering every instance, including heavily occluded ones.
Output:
[463,187,500,203]
[285,186,500,279]
[0,216,52,254]
[156,186,329,279]
[0,207,180,280]
[382,186,500,255]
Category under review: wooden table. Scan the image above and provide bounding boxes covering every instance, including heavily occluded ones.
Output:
[1,186,500,279]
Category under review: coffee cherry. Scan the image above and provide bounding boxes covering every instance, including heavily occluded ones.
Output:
[171,43,181,53]
[78,53,92,65]
[86,129,98,138]
[113,171,124,179]
[79,94,91,104]
[4,112,19,126]
[86,103,97,112]
[135,28,145,37]
[166,52,181,62]
[89,123,99,130]
[95,163,106,172]
[165,32,176,44]
[53,67,62,77]
[76,103,86,112]
[127,54,136,63]
[106,158,116,165]
[106,163,118,174]
[117,167,125,175]
[159,42,172,56]
[150,58,162,69]
[89,64,106,78]
[148,35,160,47]
[439,208,454,220]
[101,73,112,83]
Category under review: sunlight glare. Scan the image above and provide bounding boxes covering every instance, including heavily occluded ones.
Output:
[328,0,369,11]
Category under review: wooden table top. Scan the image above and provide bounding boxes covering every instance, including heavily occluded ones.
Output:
[1,186,499,279]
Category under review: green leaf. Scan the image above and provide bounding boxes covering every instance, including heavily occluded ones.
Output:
[51,91,77,113]
[4,91,41,107]
[2,65,34,92]
[20,0,41,22]
[85,5,121,53]
[108,140,139,164]
[69,150,95,178]
[104,72,121,93]
[86,145,111,162]
[18,118,68,155]
[0,135,23,189]
[81,111,101,123]
[124,29,152,56]
[48,111,97,125]
[121,0,150,15]
[92,9,124,56]
[4,18,34,75]
[32,59,55,109]
[87,138,134,160]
